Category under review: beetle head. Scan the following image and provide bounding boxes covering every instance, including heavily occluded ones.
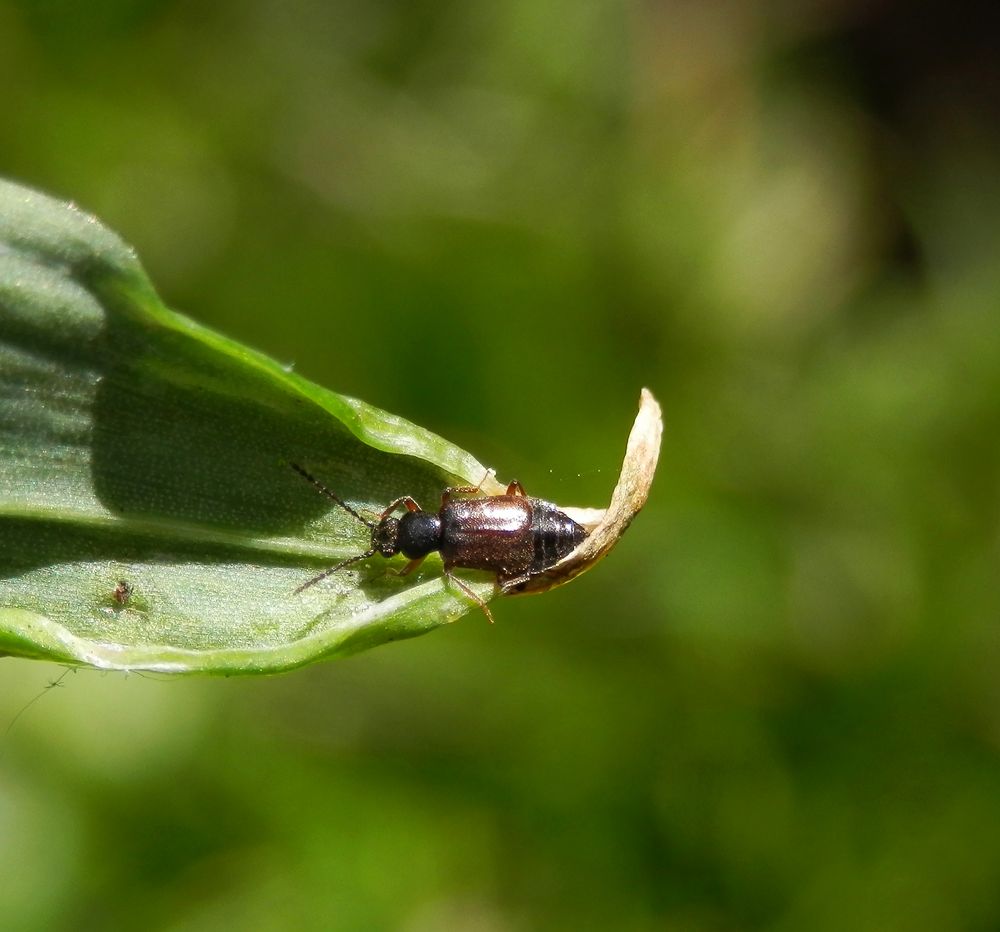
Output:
[373,516,401,557]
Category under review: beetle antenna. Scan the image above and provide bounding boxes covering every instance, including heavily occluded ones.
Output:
[289,462,376,530]
[294,549,377,594]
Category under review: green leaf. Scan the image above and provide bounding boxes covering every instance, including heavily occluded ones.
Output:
[0,178,502,675]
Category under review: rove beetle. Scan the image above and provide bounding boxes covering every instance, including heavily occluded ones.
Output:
[290,463,588,622]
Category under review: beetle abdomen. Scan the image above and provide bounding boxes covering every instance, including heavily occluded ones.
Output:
[439,494,587,581]
[528,499,588,575]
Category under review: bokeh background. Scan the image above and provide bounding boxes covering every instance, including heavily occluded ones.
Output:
[3,0,1000,929]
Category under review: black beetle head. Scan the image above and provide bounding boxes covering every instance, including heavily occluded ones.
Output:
[373,516,401,557]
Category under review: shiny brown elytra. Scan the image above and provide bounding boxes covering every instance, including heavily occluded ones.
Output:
[290,463,588,622]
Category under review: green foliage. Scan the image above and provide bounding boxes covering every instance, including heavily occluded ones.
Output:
[0,179,496,673]
[4,2,1000,931]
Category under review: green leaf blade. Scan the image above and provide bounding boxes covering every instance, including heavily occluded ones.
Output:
[0,178,496,674]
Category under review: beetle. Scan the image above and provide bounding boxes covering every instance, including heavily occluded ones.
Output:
[289,462,588,622]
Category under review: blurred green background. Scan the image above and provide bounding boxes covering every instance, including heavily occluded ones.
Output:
[3,0,1000,929]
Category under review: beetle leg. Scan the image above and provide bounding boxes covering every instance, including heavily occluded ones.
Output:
[444,570,495,624]
[379,495,421,518]
[440,485,481,506]
[441,470,493,506]
[505,480,527,497]
[397,557,426,576]
[498,573,533,595]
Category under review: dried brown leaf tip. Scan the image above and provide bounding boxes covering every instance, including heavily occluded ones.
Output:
[506,388,663,596]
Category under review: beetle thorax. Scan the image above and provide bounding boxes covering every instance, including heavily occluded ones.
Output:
[398,511,442,559]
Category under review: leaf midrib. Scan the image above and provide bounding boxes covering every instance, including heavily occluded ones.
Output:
[0,501,354,561]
